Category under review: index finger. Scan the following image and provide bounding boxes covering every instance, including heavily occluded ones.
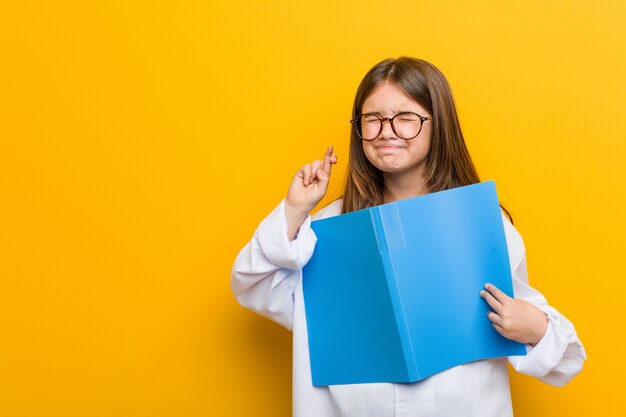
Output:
[484,283,511,304]
[321,146,337,176]
[480,289,503,314]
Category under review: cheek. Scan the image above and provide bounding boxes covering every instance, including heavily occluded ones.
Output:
[362,143,378,164]
[409,140,429,157]
[409,134,432,157]
[421,129,433,152]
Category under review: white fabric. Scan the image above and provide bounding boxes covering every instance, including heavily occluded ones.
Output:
[231,198,587,417]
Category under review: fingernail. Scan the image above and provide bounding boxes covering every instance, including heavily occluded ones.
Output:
[480,291,485,297]
[484,283,491,289]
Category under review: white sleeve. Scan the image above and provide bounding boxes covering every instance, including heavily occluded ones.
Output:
[230,199,317,330]
[505,222,587,386]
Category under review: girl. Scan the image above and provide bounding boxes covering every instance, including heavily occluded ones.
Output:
[231,57,586,417]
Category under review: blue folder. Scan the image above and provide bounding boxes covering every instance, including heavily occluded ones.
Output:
[302,181,526,386]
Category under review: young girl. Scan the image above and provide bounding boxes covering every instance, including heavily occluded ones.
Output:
[231,57,586,417]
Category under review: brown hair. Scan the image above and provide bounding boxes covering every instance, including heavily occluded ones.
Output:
[341,57,513,223]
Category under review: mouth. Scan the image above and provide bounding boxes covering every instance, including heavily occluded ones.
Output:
[375,144,405,151]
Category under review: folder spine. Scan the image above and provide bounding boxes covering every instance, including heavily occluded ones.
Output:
[370,207,420,381]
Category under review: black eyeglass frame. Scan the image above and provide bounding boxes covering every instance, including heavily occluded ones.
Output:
[349,112,433,141]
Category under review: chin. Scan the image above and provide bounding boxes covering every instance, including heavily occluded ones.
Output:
[371,158,427,176]
[374,163,404,173]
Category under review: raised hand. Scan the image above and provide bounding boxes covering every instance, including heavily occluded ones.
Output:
[284,146,337,240]
[480,283,549,346]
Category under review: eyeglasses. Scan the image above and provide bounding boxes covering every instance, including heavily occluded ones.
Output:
[350,112,433,141]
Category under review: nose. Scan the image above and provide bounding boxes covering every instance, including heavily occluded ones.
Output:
[378,118,396,139]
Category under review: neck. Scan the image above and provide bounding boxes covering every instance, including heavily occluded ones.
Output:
[382,169,431,204]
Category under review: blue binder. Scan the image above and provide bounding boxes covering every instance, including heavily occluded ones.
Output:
[302,181,526,386]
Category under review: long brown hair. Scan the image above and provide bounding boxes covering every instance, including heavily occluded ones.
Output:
[341,57,513,223]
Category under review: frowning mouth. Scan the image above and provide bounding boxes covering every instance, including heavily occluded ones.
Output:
[375,145,405,151]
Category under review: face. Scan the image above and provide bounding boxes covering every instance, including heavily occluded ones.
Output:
[361,82,432,177]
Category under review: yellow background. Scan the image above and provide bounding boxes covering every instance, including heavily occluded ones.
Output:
[1,1,624,416]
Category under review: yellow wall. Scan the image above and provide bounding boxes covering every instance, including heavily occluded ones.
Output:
[1,1,624,415]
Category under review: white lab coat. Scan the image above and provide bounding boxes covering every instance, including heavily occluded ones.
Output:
[231,198,586,417]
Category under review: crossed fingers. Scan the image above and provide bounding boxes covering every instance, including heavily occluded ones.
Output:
[302,146,337,186]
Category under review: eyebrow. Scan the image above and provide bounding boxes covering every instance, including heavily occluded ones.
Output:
[361,111,415,116]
